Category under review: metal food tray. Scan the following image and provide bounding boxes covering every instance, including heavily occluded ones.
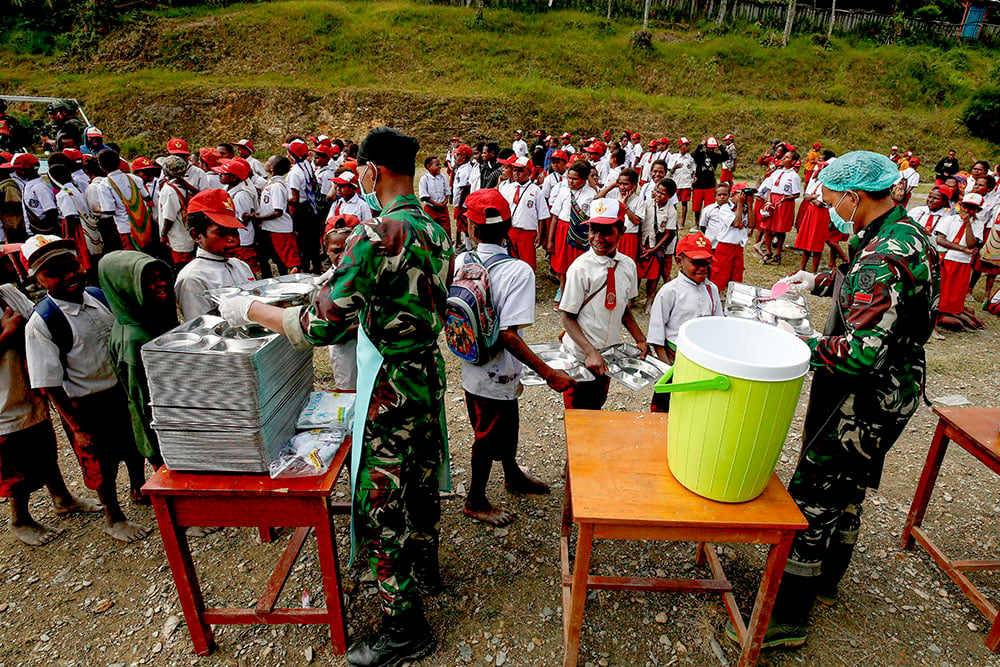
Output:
[724,282,815,337]
[206,273,321,307]
[520,343,595,386]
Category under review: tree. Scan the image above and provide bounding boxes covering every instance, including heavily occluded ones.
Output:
[643,0,652,31]
[717,0,728,28]
[782,0,796,46]
[828,0,837,40]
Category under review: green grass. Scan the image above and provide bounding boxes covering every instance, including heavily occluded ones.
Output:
[1,0,996,156]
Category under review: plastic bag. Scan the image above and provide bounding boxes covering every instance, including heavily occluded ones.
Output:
[296,391,356,430]
[269,428,347,479]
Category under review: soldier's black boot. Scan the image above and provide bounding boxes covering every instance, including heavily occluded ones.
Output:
[817,539,856,606]
[724,572,817,649]
[346,606,436,667]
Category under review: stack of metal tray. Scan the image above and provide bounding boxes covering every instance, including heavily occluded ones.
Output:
[141,315,314,472]
[725,282,814,336]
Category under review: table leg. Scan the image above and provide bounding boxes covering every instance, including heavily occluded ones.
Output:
[563,522,594,667]
[987,615,1000,652]
[695,542,707,566]
[314,504,348,654]
[901,418,950,550]
[150,496,217,656]
[258,527,277,543]
[739,532,794,667]
[561,462,573,538]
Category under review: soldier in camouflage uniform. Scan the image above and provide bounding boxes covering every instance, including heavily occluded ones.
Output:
[727,152,939,649]
[220,127,452,667]
[41,100,86,152]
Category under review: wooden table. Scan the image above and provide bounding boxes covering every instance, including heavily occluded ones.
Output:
[142,439,351,656]
[901,407,1000,652]
[561,410,807,667]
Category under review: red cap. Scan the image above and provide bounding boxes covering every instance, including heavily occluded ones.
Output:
[450,136,461,142]
[497,155,518,166]
[602,130,612,138]
[732,181,750,191]
[284,140,310,159]
[119,158,131,173]
[585,141,606,155]
[332,170,359,186]
[340,159,358,173]
[199,147,222,169]
[0,151,12,168]
[936,185,954,199]
[812,142,822,149]
[909,157,921,166]
[456,144,473,157]
[676,232,714,260]
[62,148,83,161]
[324,214,361,236]
[213,157,252,181]
[314,144,341,158]
[647,141,658,149]
[235,139,255,153]
[535,130,544,136]
[632,132,642,139]
[188,188,245,229]
[166,138,189,155]
[11,153,39,169]
[659,137,671,145]
[549,150,569,162]
[131,156,157,172]
[465,188,511,225]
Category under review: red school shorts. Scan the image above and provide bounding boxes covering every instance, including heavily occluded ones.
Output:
[508,228,537,269]
[676,188,692,203]
[267,231,302,271]
[692,188,715,214]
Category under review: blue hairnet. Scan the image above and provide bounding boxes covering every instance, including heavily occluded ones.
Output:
[817,150,900,192]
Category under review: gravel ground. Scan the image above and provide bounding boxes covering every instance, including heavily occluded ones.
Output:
[1,229,998,667]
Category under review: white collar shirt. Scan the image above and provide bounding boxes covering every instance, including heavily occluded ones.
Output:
[418,172,449,203]
[455,243,536,401]
[559,249,639,361]
[259,176,293,233]
[703,201,748,247]
[0,289,47,434]
[933,214,985,264]
[25,291,118,398]
[453,162,472,203]
[328,193,373,222]
[54,181,89,222]
[184,164,208,191]
[71,168,90,193]
[174,248,255,321]
[512,139,529,158]
[556,185,596,222]
[541,171,563,206]
[499,180,550,231]
[642,199,679,251]
[98,170,147,234]
[647,273,722,348]
[21,176,57,232]
[158,179,195,253]
[230,183,257,246]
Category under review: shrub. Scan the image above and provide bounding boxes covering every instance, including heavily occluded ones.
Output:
[962,88,1000,144]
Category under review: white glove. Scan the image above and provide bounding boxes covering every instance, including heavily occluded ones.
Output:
[782,270,816,294]
[219,295,260,328]
[775,319,798,335]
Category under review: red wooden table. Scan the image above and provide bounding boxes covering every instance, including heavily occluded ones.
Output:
[142,439,351,656]
[901,407,1000,652]
[561,411,807,667]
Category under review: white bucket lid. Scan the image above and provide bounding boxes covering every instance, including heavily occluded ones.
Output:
[676,316,811,382]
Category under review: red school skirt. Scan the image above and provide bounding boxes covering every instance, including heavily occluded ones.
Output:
[792,203,830,253]
[508,227,537,269]
[617,232,640,263]
[939,258,973,314]
[551,218,585,274]
[752,198,769,232]
[768,193,796,233]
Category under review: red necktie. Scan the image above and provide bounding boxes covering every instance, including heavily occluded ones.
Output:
[924,214,936,233]
[605,265,616,309]
[513,185,521,204]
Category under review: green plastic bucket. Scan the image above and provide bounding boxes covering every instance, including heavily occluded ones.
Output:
[654,316,811,503]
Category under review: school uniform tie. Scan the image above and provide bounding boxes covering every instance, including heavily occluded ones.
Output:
[924,214,936,234]
[514,185,522,204]
[605,264,617,309]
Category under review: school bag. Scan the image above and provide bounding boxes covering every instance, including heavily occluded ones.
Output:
[34,286,109,374]
[445,252,516,365]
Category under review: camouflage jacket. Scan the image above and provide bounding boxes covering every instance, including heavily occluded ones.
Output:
[810,205,939,386]
[288,194,453,359]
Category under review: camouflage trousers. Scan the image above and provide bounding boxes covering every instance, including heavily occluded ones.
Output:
[354,359,446,616]
[785,376,915,578]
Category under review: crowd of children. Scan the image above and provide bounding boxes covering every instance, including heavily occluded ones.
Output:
[2,122,999,548]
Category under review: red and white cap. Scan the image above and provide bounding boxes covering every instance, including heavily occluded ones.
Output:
[22,234,77,277]
[316,134,332,147]
[450,136,461,142]
[586,198,625,226]
[961,192,985,209]
[560,132,572,139]
[284,139,310,159]
[514,129,524,136]
[544,135,553,142]
[891,145,899,151]
[678,136,691,145]
[131,156,158,172]
[85,126,104,139]
[332,170,359,186]
[235,139,255,153]
[166,138,190,155]
[706,137,719,148]
[188,188,245,229]
[507,156,531,169]
[723,133,735,141]
[465,189,511,225]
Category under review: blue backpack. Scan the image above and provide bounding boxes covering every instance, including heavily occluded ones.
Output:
[445,252,515,365]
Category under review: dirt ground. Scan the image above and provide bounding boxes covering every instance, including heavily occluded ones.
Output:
[1,218,999,667]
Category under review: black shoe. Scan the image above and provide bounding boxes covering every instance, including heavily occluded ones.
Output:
[346,610,436,667]
[723,618,807,650]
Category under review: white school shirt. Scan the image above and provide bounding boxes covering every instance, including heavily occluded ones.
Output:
[175,248,255,321]
[158,180,195,253]
[316,164,336,198]
[0,288,47,435]
[897,167,920,192]
[632,142,643,163]
[21,176,57,233]
[669,153,695,189]
[624,143,635,168]
[559,249,638,362]
[642,199,679,252]
[499,180,549,232]
[453,162,472,204]
[541,171,563,207]
[317,266,358,391]
[259,177,294,233]
[469,162,482,194]
[287,161,316,199]
[327,193,373,222]
[596,161,611,189]
[703,202,748,247]
[25,291,118,399]
[71,168,90,193]
[98,170,147,235]
[184,164,208,191]
[512,139,529,159]
[55,182,89,223]
[456,243,535,401]
[760,168,802,198]
[556,185,596,222]
[647,273,723,348]
[418,172,449,204]
[230,183,257,247]
[562,144,576,155]
[607,190,644,234]
[907,205,945,249]
[247,156,268,180]
[933,214,983,264]
[638,153,655,183]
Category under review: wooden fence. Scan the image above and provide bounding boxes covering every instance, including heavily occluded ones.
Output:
[436,1,1000,40]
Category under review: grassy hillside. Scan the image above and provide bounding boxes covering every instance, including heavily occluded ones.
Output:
[2,0,997,159]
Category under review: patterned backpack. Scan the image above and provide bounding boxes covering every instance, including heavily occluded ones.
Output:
[445,252,515,364]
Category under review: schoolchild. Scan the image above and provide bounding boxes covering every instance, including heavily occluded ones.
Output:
[639,178,679,312]
[499,157,549,269]
[702,184,749,292]
[256,157,301,277]
[418,156,451,236]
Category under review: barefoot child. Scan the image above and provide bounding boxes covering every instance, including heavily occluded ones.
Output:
[639,178,679,312]
[174,189,255,321]
[1,281,101,545]
[934,193,985,331]
[559,198,647,410]
[457,190,575,526]
[98,250,178,470]
[22,236,150,543]
[319,214,361,391]
[647,232,722,412]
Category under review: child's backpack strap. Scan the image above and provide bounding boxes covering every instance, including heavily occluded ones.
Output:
[34,287,108,375]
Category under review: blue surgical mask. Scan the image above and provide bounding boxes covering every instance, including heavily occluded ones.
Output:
[828,191,858,235]
[358,163,382,215]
